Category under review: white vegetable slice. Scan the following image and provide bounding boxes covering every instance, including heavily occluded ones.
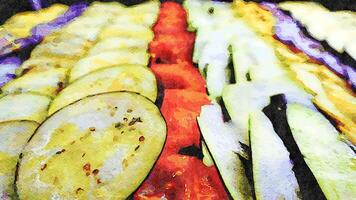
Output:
[2,68,68,97]
[250,111,300,200]
[0,93,50,123]
[0,120,38,200]
[287,104,356,200]
[222,80,311,144]
[17,92,166,200]
[49,65,157,115]
[198,103,252,200]
[69,50,149,82]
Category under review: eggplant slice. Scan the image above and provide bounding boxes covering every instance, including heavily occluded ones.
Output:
[0,120,38,200]
[17,92,166,200]
[48,65,157,115]
[0,93,51,123]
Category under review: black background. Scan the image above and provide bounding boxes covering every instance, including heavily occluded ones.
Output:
[0,0,355,24]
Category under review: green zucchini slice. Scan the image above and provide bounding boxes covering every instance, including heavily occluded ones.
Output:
[198,103,252,200]
[2,68,68,97]
[249,111,300,200]
[17,92,166,200]
[0,120,38,199]
[287,104,356,200]
[48,65,157,115]
[69,50,149,82]
[0,93,51,123]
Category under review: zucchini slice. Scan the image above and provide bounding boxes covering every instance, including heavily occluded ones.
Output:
[17,92,166,200]
[0,120,38,199]
[0,93,51,123]
[198,103,252,200]
[88,37,148,55]
[17,57,76,75]
[69,50,149,82]
[222,80,311,145]
[2,68,68,97]
[49,65,157,115]
[287,104,356,200]
[249,111,300,200]
[98,24,154,42]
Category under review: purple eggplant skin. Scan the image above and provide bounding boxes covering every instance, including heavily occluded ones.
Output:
[0,56,21,87]
[262,94,326,200]
[0,2,87,58]
[28,0,43,10]
[261,2,355,90]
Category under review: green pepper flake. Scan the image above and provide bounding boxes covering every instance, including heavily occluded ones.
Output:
[76,188,84,194]
[56,149,65,154]
[89,127,96,131]
[127,109,133,113]
[40,164,47,171]
[81,153,86,158]
[208,7,214,14]
[128,117,142,126]
[114,122,123,129]
[135,145,140,151]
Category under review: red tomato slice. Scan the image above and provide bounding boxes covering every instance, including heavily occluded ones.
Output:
[134,154,229,200]
[149,32,195,64]
[151,62,206,92]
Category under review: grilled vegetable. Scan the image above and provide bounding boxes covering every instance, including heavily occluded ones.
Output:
[151,62,206,92]
[48,65,157,115]
[69,50,149,82]
[88,37,148,55]
[198,103,252,200]
[287,104,356,200]
[1,4,68,38]
[0,57,21,87]
[0,120,38,200]
[249,111,300,200]
[222,80,311,145]
[1,68,68,97]
[0,93,50,123]
[17,92,166,200]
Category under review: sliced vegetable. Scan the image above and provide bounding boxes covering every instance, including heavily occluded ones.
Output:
[198,103,252,200]
[17,92,166,200]
[160,89,210,154]
[1,68,68,97]
[2,4,68,38]
[48,65,157,115]
[287,104,356,200]
[151,62,206,92]
[249,111,300,200]
[0,57,21,87]
[134,154,228,200]
[98,24,153,42]
[0,120,38,200]
[69,50,149,82]
[0,93,50,123]
[149,32,195,64]
[88,37,148,55]
[222,80,311,145]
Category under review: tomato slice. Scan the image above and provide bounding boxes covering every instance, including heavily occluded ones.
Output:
[134,154,228,200]
[151,62,206,92]
[150,32,195,64]
[160,89,210,153]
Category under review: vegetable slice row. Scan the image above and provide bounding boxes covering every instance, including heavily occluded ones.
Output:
[17,92,166,200]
